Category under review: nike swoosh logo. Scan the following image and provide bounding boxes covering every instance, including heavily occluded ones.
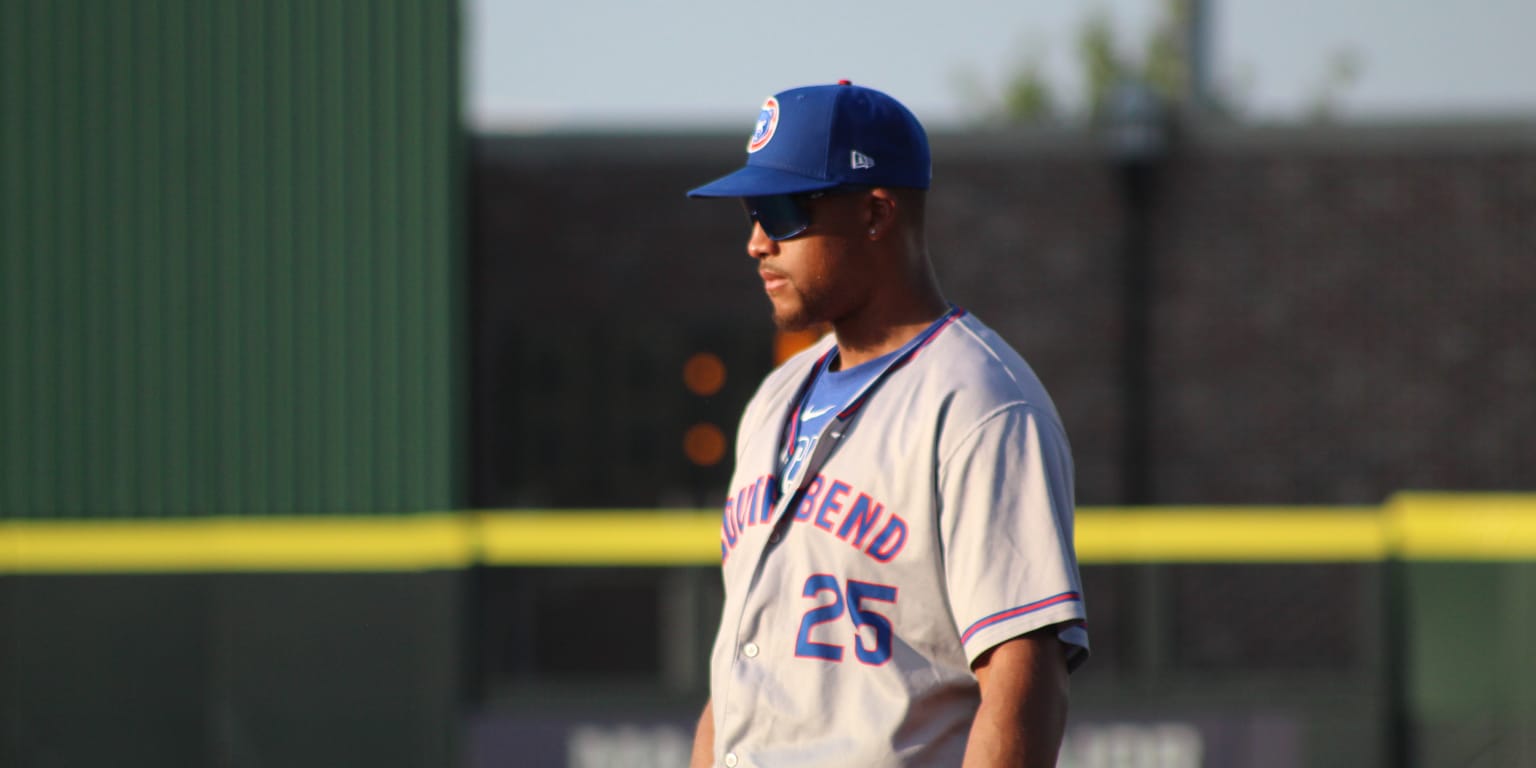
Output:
[801,404,836,421]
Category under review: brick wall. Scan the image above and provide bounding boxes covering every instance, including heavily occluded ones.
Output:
[471,124,1536,506]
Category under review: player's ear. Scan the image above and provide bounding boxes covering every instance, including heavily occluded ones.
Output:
[865,187,899,241]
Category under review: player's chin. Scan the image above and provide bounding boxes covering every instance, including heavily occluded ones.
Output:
[771,304,821,334]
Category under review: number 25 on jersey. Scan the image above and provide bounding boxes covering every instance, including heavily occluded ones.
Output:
[794,574,897,665]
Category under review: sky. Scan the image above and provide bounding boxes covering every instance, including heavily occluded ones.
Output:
[465,0,1536,132]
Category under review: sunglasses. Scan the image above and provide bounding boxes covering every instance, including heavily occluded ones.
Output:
[742,191,827,241]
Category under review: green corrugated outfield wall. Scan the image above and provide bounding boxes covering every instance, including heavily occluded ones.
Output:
[0,0,460,518]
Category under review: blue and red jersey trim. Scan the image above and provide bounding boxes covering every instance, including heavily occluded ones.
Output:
[959,591,1082,645]
[775,306,967,497]
[837,307,967,420]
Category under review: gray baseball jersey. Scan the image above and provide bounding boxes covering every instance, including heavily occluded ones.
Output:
[708,308,1088,768]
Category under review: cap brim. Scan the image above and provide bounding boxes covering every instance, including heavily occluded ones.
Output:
[686,165,840,198]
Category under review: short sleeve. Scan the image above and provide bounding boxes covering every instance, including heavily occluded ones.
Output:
[937,404,1089,670]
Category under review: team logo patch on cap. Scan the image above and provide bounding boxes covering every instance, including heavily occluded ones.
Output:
[747,97,779,153]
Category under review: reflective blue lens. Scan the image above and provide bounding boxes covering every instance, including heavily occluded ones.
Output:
[744,194,813,241]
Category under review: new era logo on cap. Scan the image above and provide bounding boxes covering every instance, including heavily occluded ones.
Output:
[686,81,931,199]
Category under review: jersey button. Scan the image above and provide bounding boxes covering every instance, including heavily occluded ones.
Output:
[743,642,759,658]
[768,531,781,543]
[724,752,739,767]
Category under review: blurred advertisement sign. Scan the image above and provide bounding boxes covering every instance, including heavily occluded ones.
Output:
[1060,722,1204,767]
[470,712,1305,767]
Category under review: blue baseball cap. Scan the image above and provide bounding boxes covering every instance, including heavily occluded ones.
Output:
[687,81,931,198]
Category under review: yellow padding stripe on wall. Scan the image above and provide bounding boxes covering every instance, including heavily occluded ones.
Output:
[1,494,1533,572]
[1389,493,1536,560]
[1074,508,1386,563]
[0,515,473,573]
[477,511,720,566]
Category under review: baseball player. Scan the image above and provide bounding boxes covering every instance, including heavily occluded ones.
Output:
[685,82,1088,768]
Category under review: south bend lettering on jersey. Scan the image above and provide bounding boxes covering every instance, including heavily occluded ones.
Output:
[720,474,908,564]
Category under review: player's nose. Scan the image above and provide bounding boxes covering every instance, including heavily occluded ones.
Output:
[747,221,777,260]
